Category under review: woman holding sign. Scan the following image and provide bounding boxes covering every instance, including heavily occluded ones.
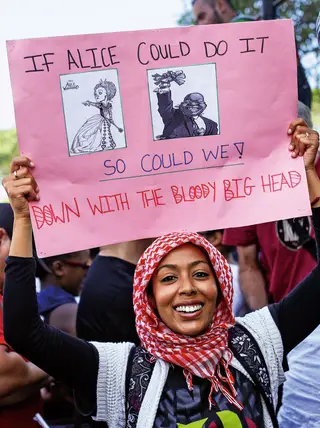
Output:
[2,119,320,428]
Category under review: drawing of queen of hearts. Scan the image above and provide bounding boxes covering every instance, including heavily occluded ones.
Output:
[70,79,123,154]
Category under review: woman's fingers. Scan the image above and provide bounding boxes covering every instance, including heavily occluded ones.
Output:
[11,168,39,193]
[10,156,34,174]
[3,160,39,205]
[287,118,308,135]
[5,182,39,202]
[289,125,315,157]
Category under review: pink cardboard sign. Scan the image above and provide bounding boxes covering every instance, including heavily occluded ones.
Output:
[7,19,310,257]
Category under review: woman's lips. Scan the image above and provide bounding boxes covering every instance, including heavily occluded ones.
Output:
[174,303,204,319]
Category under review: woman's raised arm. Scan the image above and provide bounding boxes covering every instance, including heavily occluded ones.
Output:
[2,157,98,402]
[269,119,320,355]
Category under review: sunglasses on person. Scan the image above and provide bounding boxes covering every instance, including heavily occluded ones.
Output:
[62,260,90,271]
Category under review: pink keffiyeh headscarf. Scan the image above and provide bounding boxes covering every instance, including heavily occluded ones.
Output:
[133,232,243,411]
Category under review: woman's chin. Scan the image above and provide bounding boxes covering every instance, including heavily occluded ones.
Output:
[170,321,210,337]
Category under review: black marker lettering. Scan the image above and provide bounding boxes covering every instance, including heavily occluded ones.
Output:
[101,48,110,67]
[168,44,179,59]
[159,45,169,59]
[137,42,149,65]
[179,41,190,57]
[86,48,102,69]
[108,45,120,65]
[204,42,217,58]
[42,53,55,72]
[77,49,90,69]
[24,53,55,73]
[217,40,228,56]
[24,55,44,73]
[239,37,256,53]
[256,36,269,53]
[150,44,160,61]
[67,50,79,70]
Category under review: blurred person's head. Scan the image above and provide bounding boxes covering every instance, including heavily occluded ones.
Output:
[38,250,91,296]
[0,204,14,293]
[192,0,237,25]
[199,229,233,260]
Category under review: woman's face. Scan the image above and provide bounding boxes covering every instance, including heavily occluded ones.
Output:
[151,243,218,336]
[94,86,107,102]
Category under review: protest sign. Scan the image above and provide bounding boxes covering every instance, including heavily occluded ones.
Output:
[7,19,310,257]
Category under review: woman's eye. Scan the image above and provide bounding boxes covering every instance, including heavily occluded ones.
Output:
[193,271,209,278]
[161,275,177,283]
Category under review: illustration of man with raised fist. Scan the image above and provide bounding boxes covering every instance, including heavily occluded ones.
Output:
[153,70,218,140]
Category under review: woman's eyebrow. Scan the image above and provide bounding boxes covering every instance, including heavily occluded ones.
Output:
[157,260,209,272]
[157,264,177,272]
[189,260,210,268]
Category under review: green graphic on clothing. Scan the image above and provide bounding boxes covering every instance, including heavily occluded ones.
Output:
[177,418,208,428]
[177,410,243,427]
[217,410,242,427]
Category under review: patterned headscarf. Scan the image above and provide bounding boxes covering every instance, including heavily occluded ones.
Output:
[133,232,243,410]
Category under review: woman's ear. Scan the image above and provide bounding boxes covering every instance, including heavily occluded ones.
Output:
[148,293,157,310]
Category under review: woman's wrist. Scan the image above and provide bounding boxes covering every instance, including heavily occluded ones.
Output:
[305,167,320,207]
[10,216,33,257]
[14,215,31,225]
[306,165,317,175]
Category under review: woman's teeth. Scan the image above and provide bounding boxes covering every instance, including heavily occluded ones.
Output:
[175,304,203,313]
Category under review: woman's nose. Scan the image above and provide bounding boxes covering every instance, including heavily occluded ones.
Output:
[179,279,196,295]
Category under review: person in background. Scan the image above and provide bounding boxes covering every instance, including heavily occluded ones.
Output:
[199,229,248,317]
[0,203,49,428]
[192,0,255,25]
[36,250,90,428]
[37,250,90,336]
[192,0,312,109]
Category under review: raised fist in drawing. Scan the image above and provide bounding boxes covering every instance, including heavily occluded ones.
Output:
[152,70,186,94]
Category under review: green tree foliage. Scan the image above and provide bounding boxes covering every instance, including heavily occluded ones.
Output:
[178,0,319,57]
[0,130,19,176]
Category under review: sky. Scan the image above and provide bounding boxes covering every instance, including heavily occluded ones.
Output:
[0,0,186,130]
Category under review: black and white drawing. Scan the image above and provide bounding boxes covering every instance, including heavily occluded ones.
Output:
[147,64,220,141]
[60,70,126,156]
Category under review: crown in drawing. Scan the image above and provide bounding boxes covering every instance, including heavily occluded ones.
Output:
[94,79,117,100]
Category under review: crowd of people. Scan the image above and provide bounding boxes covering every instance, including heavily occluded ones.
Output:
[0,1,319,428]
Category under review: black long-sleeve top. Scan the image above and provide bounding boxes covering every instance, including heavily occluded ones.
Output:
[3,208,320,412]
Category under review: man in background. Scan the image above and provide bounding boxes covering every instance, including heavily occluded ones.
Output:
[192,0,255,25]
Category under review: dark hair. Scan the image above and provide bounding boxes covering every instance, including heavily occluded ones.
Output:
[36,252,81,280]
[198,230,224,240]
